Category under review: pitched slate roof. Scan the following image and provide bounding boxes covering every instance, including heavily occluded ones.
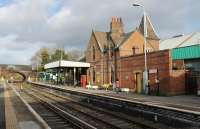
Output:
[117,31,135,47]
[160,32,200,50]
[93,31,109,51]
[138,15,159,40]
[93,30,135,51]
[92,15,159,53]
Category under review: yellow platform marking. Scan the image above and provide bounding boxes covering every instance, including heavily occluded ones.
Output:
[4,85,20,129]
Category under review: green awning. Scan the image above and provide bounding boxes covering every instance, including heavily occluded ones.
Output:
[172,44,200,60]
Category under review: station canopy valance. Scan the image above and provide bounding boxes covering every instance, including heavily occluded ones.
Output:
[44,60,90,69]
[172,44,200,60]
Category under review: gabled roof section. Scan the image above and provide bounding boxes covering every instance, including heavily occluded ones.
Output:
[160,32,200,50]
[138,15,159,40]
[93,31,108,52]
[90,15,160,52]
[117,31,135,47]
[92,30,136,49]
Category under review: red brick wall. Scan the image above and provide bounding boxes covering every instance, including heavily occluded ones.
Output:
[86,32,104,85]
[86,47,186,95]
[119,50,171,95]
[169,70,185,95]
[169,51,185,95]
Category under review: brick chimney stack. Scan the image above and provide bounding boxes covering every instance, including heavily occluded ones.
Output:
[110,17,124,35]
[110,17,124,44]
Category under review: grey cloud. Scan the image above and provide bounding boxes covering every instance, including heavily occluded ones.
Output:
[0,0,199,64]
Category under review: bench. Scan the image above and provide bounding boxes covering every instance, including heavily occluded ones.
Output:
[86,85,99,90]
[121,88,130,93]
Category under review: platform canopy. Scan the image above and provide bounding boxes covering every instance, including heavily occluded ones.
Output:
[44,60,90,69]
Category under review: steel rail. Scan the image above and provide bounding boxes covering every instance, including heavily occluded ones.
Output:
[23,90,97,129]
[31,86,158,129]
[29,82,200,128]
[28,88,133,129]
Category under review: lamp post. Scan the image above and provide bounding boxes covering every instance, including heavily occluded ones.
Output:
[133,3,149,94]
[36,61,38,82]
[59,47,64,85]
[36,56,40,82]
[112,46,116,91]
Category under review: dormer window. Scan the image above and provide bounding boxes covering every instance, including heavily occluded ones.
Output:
[132,46,139,55]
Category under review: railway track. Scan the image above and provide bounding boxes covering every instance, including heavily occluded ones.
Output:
[21,90,97,129]
[23,87,153,129]
[28,82,200,129]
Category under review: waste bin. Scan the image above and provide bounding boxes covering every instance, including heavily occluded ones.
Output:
[81,75,87,88]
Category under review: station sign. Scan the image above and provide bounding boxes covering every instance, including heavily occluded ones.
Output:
[149,69,157,74]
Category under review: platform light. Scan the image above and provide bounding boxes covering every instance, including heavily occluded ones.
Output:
[132,3,149,94]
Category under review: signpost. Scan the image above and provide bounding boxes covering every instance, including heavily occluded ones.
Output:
[148,68,160,95]
[149,69,157,74]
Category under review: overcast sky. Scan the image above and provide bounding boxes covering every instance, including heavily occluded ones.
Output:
[0,0,199,65]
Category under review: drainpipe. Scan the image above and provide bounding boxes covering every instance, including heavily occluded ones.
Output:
[74,67,76,86]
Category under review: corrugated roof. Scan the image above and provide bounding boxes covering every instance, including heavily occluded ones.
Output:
[160,32,200,50]
[179,33,200,47]
[172,44,200,60]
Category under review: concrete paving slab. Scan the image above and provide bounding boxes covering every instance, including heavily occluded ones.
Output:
[4,83,44,129]
[19,121,41,129]
[0,84,5,129]
[4,83,20,129]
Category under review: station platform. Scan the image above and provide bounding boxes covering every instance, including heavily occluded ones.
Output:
[37,82,200,113]
[1,83,47,129]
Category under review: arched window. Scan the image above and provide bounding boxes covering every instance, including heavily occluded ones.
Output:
[93,46,95,60]
[93,69,95,82]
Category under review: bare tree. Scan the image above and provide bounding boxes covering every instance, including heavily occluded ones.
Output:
[31,47,50,71]
[67,49,83,61]
[31,47,84,72]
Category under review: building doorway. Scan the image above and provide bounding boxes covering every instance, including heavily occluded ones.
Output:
[135,72,143,94]
[185,70,198,94]
[185,59,200,95]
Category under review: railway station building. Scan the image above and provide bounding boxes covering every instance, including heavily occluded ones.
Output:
[85,15,162,94]
[85,15,200,95]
